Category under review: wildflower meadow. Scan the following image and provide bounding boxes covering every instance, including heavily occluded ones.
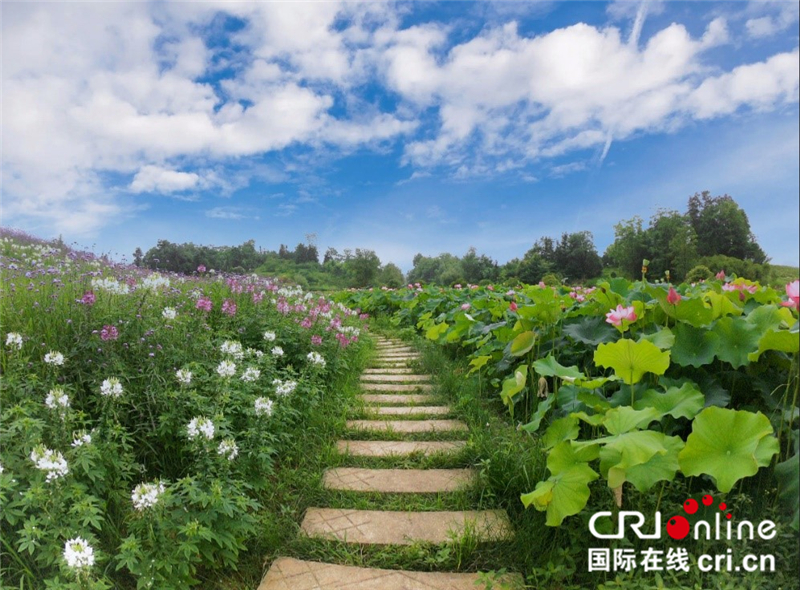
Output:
[0,230,368,588]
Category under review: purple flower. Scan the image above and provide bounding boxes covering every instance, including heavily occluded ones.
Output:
[311,335,323,346]
[100,325,119,341]
[221,299,237,317]
[80,291,96,306]
[196,297,212,312]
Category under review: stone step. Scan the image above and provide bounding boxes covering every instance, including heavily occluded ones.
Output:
[375,348,416,353]
[346,419,468,433]
[365,406,451,417]
[359,394,436,405]
[370,361,415,368]
[362,368,416,374]
[322,468,474,493]
[362,383,432,392]
[300,508,513,545]
[336,440,466,457]
[258,557,524,590]
[360,374,431,383]
[377,353,420,359]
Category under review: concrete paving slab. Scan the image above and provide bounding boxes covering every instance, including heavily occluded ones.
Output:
[300,508,513,545]
[322,468,474,493]
[335,440,466,457]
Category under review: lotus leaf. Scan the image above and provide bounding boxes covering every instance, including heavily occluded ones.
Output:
[678,407,779,492]
[594,339,671,385]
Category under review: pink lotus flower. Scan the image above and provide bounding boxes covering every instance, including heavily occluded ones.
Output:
[454,284,462,289]
[538,281,546,288]
[407,284,413,290]
[667,286,682,305]
[509,302,518,312]
[781,280,799,311]
[487,285,494,291]
[716,270,725,280]
[196,297,212,312]
[461,303,471,311]
[605,305,637,327]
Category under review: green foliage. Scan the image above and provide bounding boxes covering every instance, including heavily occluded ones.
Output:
[338,269,800,534]
[678,408,779,493]
[0,232,368,588]
[685,264,713,283]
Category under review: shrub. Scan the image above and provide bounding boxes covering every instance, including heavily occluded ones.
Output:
[685,264,713,283]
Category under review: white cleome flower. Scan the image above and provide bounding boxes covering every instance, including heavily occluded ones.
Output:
[44,351,65,366]
[254,397,274,417]
[220,340,244,359]
[30,446,69,481]
[100,377,123,397]
[63,537,95,569]
[162,307,177,320]
[5,332,23,350]
[131,481,166,510]
[71,432,92,447]
[241,367,261,382]
[271,346,284,357]
[217,438,239,461]
[216,360,237,378]
[187,417,215,441]
[273,379,297,397]
[45,387,71,413]
[263,331,276,342]
[176,369,192,385]
[306,351,326,367]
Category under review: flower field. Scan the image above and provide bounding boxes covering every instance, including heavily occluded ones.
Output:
[339,276,800,532]
[0,230,368,588]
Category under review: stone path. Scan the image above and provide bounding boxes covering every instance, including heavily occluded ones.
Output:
[258,335,521,590]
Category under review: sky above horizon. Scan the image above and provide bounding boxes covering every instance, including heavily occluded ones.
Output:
[1,0,798,271]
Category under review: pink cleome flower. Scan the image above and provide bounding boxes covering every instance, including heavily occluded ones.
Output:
[80,291,96,306]
[100,325,119,341]
[311,335,323,346]
[221,299,237,316]
[196,297,213,312]
[197,265,206,273]
[605,305,637,327]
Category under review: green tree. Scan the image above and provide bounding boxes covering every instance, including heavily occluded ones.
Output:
[379,263,405,288]
[687,192,767,263]
[553,231,603,281]
[347,249,381,287]
[603,216,648,279]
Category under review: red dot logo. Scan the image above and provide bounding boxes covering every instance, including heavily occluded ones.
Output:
[666,515,691,540]
[702,494,713,506]
[683,498,698,515]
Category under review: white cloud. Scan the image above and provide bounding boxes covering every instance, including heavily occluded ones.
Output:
[130,166,200,193]
[205,207,255,220]
[687,49,799,119]
[1,1,797,238]
[745,1,799,39]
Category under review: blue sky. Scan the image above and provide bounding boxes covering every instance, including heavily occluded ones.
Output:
[2,1,798,270]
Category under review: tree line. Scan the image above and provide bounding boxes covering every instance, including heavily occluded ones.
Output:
[135,192,774,288]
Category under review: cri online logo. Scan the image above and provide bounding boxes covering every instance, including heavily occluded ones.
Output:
[589,494,776,541]
[667,494,730,540]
